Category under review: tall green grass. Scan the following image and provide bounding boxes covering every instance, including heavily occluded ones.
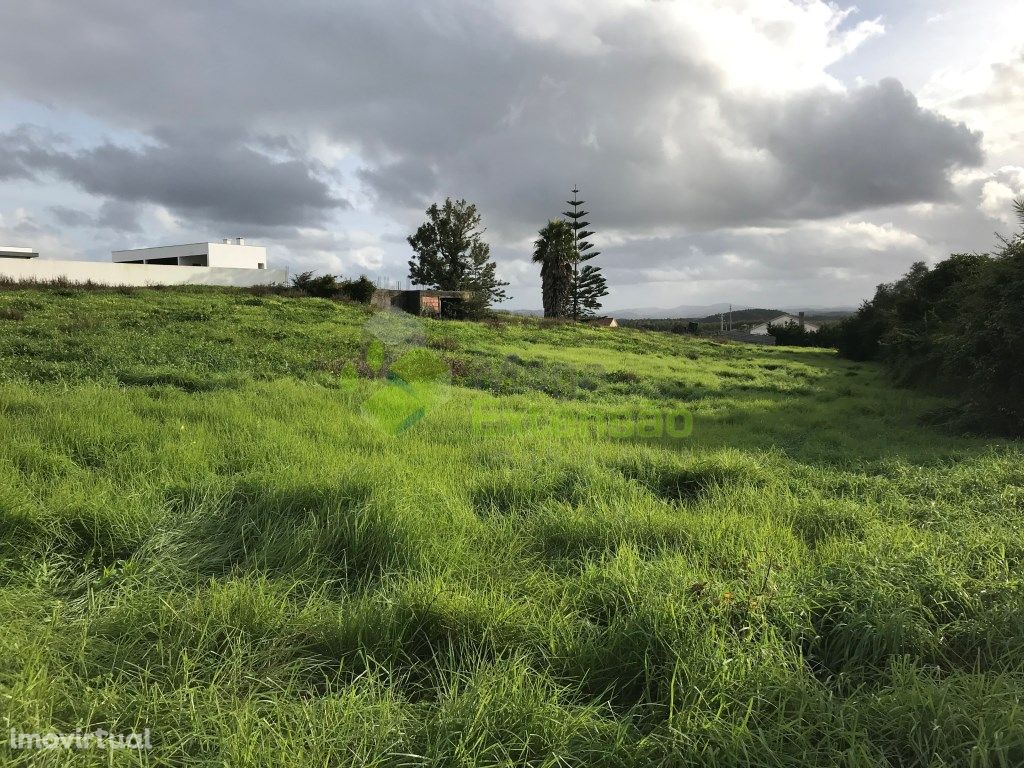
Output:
[0,286,1021,766]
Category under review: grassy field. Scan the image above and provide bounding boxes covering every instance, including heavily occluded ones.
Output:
[0,285,1022,766]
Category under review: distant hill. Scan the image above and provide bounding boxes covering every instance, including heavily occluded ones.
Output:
[694,308,782,324]
[695,308,854,325]
[607,304,856,321]
[509,305,855,323]
[507,304,734,319]
[619,306,854,333]
[610,303,731,319]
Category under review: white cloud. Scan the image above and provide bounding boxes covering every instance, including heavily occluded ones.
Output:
[978,166,1024,223]
[821,221,927,251]
[152,206,181,232]
[923,48,1024,162]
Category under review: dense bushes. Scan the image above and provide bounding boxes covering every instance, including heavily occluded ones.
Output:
[767,321,842,348]
[835,200,1024,434]
[291,271,376,303]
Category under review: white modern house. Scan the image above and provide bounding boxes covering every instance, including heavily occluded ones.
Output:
[112,238,266,269]
[749,313,819,335]
[0,239,286,287]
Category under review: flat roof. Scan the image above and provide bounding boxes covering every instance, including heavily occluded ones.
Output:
[112,241,263,255]
[374,288,474,298]
[0,246,39,259]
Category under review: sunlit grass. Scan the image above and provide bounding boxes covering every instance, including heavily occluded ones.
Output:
[0,286,1021,766]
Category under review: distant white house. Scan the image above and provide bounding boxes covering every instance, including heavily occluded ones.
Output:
[0,238,286,287]
[0,246,39,259]
[749,313,819,335]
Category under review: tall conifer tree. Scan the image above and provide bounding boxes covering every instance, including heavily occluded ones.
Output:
[563,186,608,319]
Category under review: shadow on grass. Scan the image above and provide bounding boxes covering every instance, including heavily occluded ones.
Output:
[623,347,997,468]
[152,480,417,587]
[117,368,245,392]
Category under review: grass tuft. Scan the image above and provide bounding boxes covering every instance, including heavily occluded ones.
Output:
[0,286,1020,765]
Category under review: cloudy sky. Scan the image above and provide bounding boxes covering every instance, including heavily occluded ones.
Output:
[0,1,1021,311]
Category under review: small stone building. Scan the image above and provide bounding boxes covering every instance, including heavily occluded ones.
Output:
[371,289,474,318]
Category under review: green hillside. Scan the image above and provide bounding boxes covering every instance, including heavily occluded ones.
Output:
[1,285,1021,766]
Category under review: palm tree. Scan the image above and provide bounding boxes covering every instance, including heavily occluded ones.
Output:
[533,219,574,318]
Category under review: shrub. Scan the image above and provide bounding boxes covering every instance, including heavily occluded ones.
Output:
[767,320,842,348]
[291,271,376,304]
[291,271,342,298]
[834,199,1024,434]
[339,275,376,304]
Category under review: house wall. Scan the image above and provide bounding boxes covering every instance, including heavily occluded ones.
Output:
[370,289,474,316]
[113,243,209,264]
[369,289,395,310]
[112,242,268,269]
[750,317,819,335]
[706,330,776,345]
[207,243,267,269]
[371,289,420,313]
[0,258,286,288]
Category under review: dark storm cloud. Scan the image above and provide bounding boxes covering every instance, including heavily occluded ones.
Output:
[49,201,142,232]
[0,0,1004,314]
[0,127,345,228]
[751,79,984,217]
[0,126,61,180]
[95,201,144,232]
[358,159,441,210]
[362,76,983,233]
[0,1,526,148]
[0,1,983,237]
[49,206,93,228]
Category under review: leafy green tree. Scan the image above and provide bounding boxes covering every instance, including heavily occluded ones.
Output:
[835,197,1024,434]
[767,320,842,348]
[563,186,608,319]
[407,198,509,311]
[532,219,574,318]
